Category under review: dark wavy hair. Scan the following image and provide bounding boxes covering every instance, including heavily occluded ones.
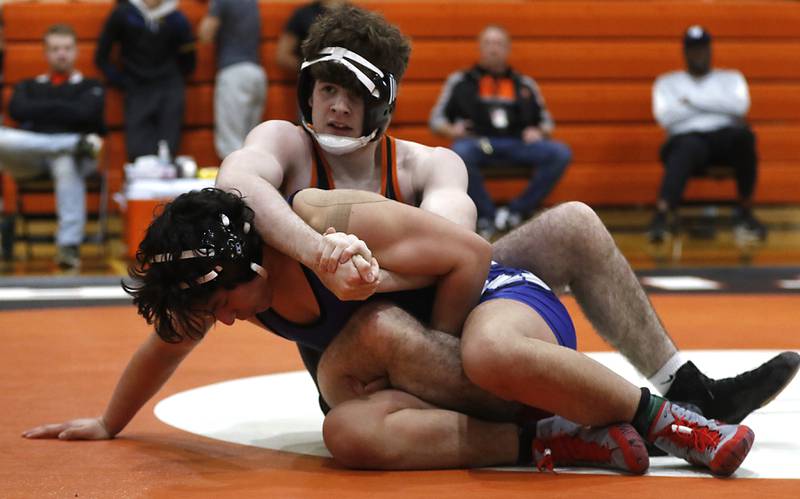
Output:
[301,5,411,94]
[123,188,263,343]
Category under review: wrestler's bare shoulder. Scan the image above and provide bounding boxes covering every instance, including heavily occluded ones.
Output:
[246,120,311,150]
[395,138,464,173]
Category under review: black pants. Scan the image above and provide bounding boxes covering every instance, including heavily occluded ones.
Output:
[658,126,758,209]
[124,77,186,161]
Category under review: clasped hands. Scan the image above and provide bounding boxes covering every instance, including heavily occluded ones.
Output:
[314,227,381,301]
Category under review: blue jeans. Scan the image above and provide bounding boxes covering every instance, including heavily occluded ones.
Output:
[452,136,572,220]
[0,126,96,246]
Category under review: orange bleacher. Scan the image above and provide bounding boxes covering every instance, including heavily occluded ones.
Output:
[3,0,800,214]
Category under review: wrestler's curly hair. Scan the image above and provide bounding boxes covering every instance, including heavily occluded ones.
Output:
[302,5,411,93]
[122,188,263,343]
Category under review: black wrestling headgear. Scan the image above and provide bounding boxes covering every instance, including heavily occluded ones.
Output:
[297,46,397,153]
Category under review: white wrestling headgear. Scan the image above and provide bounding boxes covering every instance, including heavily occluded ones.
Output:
[151,214,267,290]
[298,46,397,155]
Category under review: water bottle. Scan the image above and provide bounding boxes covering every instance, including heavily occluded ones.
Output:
[157,140,171,166]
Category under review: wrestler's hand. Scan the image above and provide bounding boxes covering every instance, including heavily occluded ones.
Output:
[22,417,112,440]
[316,256,381,301]
[318,227,378,278]
[315,228,381,301]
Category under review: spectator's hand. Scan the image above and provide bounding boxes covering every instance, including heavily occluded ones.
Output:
[522,127,544,144]
[22,417,111,440]
[449,120,472,140]
[679,96,697,109]
[314,228,381,301]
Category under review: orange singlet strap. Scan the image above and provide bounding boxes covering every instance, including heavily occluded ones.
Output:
[382,135,404,204]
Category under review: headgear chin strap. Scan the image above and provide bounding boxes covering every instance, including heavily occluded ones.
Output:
[298,46,397,155]
[312,129,378,155]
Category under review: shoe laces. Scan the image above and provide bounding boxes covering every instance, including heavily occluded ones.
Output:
[656,408,721,454]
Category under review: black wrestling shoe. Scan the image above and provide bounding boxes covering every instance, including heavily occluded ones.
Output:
[664,352,800,424]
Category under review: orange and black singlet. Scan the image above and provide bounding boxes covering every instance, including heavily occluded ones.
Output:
[307,133,405,203]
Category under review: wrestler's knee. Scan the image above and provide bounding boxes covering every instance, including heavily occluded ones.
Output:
[552,201,603,236]
[549,201,614,259]
[322,395,401,469]
[461,311,514,397]
[322,405,379,468]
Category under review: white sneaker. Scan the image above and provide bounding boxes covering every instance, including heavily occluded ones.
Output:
[494,207,510,231]
[495,207,523,232]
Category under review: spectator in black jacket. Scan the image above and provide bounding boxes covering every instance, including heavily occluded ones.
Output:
[430,25,571,238]
[0,12,5,114]
[0,24,105,268]
[95,0,195,162]
[0,5,7,119]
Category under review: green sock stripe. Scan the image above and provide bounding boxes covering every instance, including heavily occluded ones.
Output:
[646,395,668,436]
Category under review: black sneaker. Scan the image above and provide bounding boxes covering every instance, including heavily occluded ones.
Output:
[733,209,767,242]
[664,352,800,424]
[56,245,81,270]
[75,133,104,160]
[1,215,14,261]
[647,211,669,243]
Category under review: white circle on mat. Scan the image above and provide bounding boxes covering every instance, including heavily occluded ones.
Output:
[155,350,800,479]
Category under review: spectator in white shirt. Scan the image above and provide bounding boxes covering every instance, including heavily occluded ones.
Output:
[649,25,765,243]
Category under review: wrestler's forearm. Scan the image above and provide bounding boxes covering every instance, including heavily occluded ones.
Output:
[376,269,436,293]
[216,154,323,268]
[102,333,195,436]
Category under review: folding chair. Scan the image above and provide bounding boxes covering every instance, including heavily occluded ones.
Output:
[1,153,110,260]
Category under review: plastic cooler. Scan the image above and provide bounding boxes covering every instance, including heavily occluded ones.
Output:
[120,179,214,259]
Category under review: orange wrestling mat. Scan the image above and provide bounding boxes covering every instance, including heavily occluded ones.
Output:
[2,295,799,498]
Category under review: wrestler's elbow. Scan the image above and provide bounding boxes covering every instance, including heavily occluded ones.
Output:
[463,230,493,268]
[216,149,282,194]
[215,152,252,189]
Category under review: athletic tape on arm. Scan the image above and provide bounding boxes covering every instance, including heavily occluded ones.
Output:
[299,189,389,232]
